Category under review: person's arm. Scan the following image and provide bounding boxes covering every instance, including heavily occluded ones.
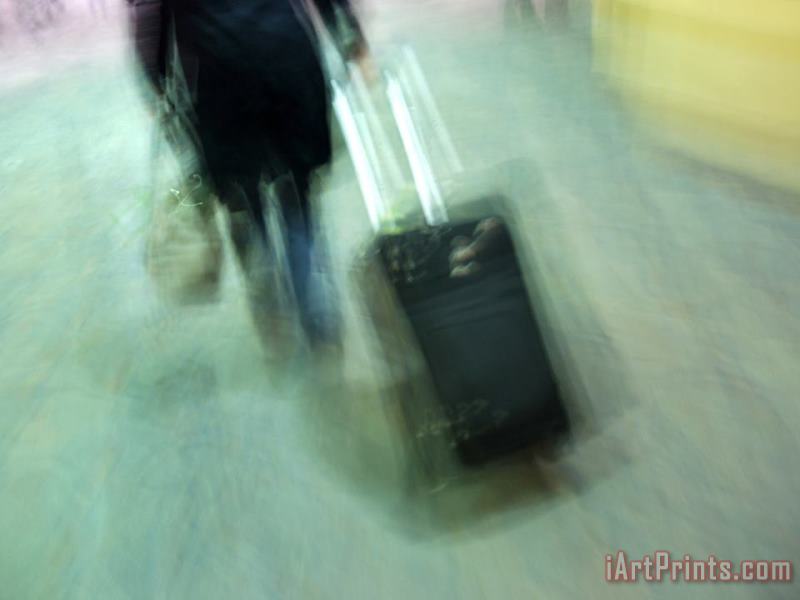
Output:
[312,0,367,59]
[127,0,169,98]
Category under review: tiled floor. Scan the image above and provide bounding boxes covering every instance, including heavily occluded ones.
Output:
[0,2,798,599]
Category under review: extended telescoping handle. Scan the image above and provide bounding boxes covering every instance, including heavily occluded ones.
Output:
[330,48,457,230]
[396,45,464,178]
[334,60,452,231]
[331,80,391,233]
[334,63,452,230]
[348,63,406,193]
[384,70,449,226]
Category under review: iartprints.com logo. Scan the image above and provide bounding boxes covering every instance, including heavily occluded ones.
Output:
[605,551,793,583]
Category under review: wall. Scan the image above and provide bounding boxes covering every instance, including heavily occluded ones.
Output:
[593,0,800,191]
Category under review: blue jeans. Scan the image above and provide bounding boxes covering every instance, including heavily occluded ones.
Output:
[229,172,339,346]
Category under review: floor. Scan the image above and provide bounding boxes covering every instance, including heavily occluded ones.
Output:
[0,1,798,599]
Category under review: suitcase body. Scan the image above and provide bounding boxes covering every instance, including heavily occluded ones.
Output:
[374,207,569,465]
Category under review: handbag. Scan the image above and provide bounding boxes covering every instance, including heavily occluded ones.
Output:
[145,168,223,305]
[144,41,223,305]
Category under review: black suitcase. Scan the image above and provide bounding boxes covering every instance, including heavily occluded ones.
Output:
[332,48,570,468]
[374,208,569,465]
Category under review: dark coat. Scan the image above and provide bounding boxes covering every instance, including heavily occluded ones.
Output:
[128,0,365,185]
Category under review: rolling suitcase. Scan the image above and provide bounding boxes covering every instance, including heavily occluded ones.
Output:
[332,47,570,467]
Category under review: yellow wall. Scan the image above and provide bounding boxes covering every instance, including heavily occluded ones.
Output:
[593,0,800,191]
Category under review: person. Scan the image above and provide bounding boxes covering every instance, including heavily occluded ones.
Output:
[90,0,108,19]
[127,0,368,352]
[505,0,569,31]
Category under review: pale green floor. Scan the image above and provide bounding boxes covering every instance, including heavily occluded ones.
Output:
[0,3,799,599]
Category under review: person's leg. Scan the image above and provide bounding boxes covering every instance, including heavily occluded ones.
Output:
[273,171,313,333]
[192,63,307,355]
[219,175,267,267]
[273,170,339,346]
[220,173,301,355]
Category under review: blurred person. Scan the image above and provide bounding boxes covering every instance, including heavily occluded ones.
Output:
[13,0,66,34]
[505,0,569,31]
[90,0,108,19]
[127,0,368,353]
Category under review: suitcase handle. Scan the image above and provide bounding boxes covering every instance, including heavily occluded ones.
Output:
[384,72,448,226]
[310,1,459,231]
[334,63,452,230]
[348,62,407,193]
[333,62,451,232]
[396,46,464,178]
[332,80,390,232]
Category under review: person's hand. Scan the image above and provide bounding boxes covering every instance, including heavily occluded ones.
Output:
[143,91,162,118]
[145,101,159,119]
[351,45,377,85]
